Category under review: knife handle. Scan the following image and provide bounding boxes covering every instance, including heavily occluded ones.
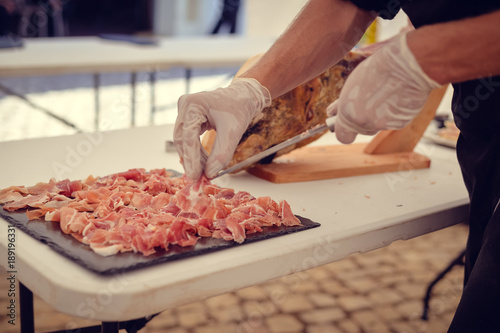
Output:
[325,116,336,132]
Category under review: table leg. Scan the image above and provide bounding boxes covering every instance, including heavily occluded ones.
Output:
[19,282,34,333]
[131,72,137,127]
[0,83,81,131]
[150,71,156,125]
[18,283,149,333]
[94,73,100,131]
[185,68,192,94]
[101,321,119,333]
[421,249,465,320]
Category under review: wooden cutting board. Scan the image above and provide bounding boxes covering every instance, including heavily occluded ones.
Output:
[247,143,430,183]
[248,85,448,183]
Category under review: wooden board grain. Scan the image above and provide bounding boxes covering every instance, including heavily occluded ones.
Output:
[247,143,430,183]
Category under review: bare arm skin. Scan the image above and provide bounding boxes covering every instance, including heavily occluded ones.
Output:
[406,9,500,85]
[239,0,375,99]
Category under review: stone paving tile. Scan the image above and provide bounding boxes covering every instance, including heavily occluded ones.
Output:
[390,321,419,333]
[378,273,412,288]
[209,305,244,324]
[368,288,405,306]
[0,223,468,333]
[343,277,380,294]
[261,282,290,299]
[205,293,239,310]
[359,264,397,279]
[236,286,269,301]
[374,305,404,322]
[319,279,352,296]
[336,295,372,312]
[147,327,188,333]
[266,314,304,333]
[395,281,428,299]
[334,270,369,284]
[306,324,344,333]
[351,309,385,331]
[337,319,362,333]
[290,280,321,293]
[308,292,337,308]
[277,294,314,314]
[308,267,331,281]
[242,300,279,318]
[299,307,346,325]
[193,323,239,333]
[177,310,209,328]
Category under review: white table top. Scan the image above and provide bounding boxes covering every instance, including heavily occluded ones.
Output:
[0,36,276,77]
[0,125,469,321]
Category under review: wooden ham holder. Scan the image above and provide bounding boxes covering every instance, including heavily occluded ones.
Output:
[247,85,448,183]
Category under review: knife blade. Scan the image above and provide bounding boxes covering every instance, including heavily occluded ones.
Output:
[214,116,336,179]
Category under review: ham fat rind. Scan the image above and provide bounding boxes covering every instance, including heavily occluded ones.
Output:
[0,168,302,256]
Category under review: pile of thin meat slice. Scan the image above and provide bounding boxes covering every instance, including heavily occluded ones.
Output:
[0,168,301,256]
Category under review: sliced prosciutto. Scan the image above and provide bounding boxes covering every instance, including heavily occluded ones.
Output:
[0,168,302,256]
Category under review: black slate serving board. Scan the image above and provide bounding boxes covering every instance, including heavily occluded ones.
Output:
[0,170,320,275]
[0,209,319,275]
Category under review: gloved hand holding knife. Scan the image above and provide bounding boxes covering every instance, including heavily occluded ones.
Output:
[174,78,271,180]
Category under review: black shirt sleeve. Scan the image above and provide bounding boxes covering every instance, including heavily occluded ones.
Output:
[349,0,402,19]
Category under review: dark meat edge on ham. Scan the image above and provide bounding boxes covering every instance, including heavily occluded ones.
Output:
[0,168,302,256]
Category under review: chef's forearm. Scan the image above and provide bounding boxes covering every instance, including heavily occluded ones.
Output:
[239,0,374,99]
[408,9,500,85]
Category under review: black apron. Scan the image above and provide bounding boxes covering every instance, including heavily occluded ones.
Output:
[350,0,500,331]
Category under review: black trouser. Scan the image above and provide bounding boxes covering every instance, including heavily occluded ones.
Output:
[448,112,500,332]
[449,208,500,332]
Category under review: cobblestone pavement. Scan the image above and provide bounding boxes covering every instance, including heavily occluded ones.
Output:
[0,223,468,333]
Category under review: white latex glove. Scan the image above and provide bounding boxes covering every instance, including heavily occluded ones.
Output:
[327,33,441,144]
[174,78,272,180]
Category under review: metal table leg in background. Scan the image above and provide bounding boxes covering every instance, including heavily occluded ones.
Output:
[93,73,100,131]
[421,249,465,320]
[131,72,137,127]
[19,282,34,333]
[185,67,192,94]
[150,71,156,125]
[0,83,81,131]
[18,282,153,333]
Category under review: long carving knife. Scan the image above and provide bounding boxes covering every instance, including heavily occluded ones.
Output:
[214,117,336,179]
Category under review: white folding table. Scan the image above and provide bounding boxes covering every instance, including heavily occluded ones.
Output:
[0,125,469,332]
[0,36,275,130]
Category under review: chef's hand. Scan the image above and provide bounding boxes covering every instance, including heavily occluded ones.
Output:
[327,33,441,144]
[174,78,271,180]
